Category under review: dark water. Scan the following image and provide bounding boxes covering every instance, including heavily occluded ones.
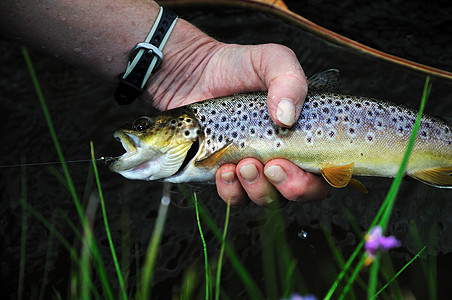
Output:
[1,3,451,299]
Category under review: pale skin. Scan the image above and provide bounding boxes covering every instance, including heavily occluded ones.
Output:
[1,0,330,206]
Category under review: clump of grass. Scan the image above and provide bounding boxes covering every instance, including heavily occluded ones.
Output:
[21,46,438,300]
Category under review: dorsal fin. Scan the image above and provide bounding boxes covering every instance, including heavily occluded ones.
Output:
[308,69,340,92]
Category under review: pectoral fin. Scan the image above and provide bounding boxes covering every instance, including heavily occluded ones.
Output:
[410,167,452,188]
[195,143,231,168]
[320,163,354,188]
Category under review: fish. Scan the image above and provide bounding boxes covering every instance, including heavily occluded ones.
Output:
[109,69,452,190]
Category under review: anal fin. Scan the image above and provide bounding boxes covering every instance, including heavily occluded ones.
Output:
[410,167,452,189]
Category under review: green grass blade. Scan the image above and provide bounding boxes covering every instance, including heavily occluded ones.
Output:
[18,161,27,300]
[141,182,171,299]
[370,246,426,299]
[326,77,431,300]
[408,222,437,299]
[23,48,115,299]
[90,141,127,300]
[198,206,264,300]
[22,47,87,228]
[367,77,430,298]
[215,197,232,300]
[194,193,211,300]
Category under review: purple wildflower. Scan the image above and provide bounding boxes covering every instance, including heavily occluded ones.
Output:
[364,226,400,265]
[280,293,317,300]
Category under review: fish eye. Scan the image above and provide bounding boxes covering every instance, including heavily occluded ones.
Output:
[132,117,153,131]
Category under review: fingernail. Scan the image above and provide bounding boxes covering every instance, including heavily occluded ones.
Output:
[221,171,235,184]
[264,165,287,184]
[276,98,296,126]
[239,164,259,183]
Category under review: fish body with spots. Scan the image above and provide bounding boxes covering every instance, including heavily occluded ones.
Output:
[110,70,452,190]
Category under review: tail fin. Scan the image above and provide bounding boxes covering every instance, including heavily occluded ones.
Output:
[410,167,452,188]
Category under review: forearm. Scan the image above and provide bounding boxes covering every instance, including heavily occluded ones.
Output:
[0,0,215,86]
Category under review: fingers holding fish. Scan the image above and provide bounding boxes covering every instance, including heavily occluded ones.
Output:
[260,44,308,127]
[216,163,250,207]
[235,158,287,207]
[264,159,331,202]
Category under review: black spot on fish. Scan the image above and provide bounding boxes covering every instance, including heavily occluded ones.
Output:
[320,100,325,105]
[211,110,216,115]
[321,95,326,99]
[367,135,373,141]
[264,114,270,120]
[221,116,226,122]
[249,102,254,108]
[335,101,341,106]
[170,119,177,125]
[349,128,355,134]
[193,108,198,114]
[355,103,362,108]
[232,132,238,138]
[185,118,191,123]
[207,139,211,145]
[200,115,206,122]
[360,153,363,156]
[323,108,330,113]
[355,118,360,124]
[243,115,248,121]
[329,131,335,137]
[184,130,190,136]
[367,111,373,117]
[241,126,245,131]
[250,128,255,134]
[206,128,211,135]
[398,127,404,133]
[196,129,200,135]
[313,102,319,108]
[240,142,245,148]
[214,124,219,130]
[178,122,182,127]
[225,124,230,130]
[275,128,279,135]
[267,129,273,136]
[305,124,312,130]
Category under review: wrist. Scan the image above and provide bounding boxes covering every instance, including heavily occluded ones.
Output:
[141,19,221,109]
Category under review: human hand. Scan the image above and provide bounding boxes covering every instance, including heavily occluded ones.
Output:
[146,20,330,206]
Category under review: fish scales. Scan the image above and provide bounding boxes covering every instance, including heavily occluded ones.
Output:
[109,70,452,189]
[190,91,451,178]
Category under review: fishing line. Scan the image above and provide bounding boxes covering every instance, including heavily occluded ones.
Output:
[0,156,115,168]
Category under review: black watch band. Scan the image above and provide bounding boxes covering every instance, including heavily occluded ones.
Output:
[114,7,178,105]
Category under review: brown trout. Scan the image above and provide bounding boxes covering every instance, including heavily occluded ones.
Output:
[109,70,452,190]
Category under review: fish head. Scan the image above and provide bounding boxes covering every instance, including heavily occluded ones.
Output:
[109,109,200,181]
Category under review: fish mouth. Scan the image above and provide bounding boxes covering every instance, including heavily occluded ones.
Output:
[109,130,143,169]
